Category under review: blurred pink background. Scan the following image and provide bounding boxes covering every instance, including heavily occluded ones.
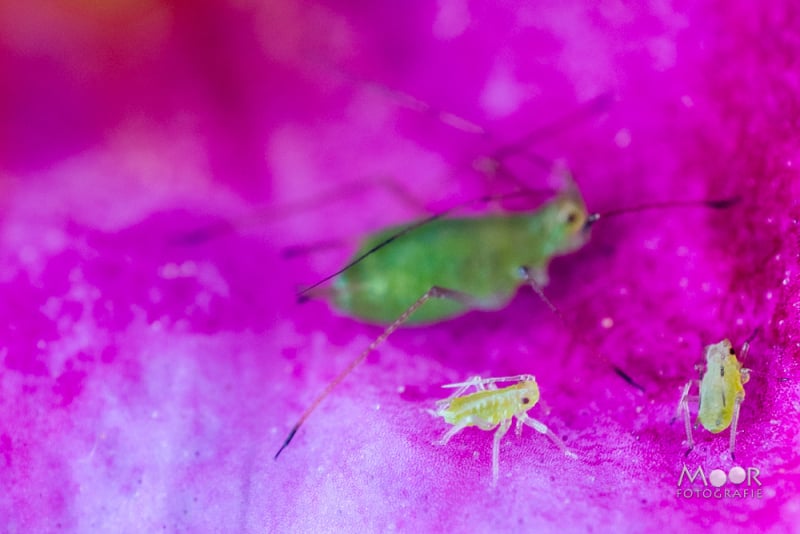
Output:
[1,1,798,531]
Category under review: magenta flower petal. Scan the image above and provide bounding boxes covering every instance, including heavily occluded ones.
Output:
[1,1,797,531]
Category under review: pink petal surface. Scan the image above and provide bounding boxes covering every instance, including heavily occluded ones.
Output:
[1,1,798,532]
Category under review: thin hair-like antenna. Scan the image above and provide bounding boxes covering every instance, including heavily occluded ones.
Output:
[441,375,536,388]
[585,196,742,227]
[522,268,645,391]
[744,327,760,345]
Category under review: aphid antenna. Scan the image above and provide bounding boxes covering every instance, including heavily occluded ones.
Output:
[740,326,761,365]
[584,196,742,228]
[441,375,536,388]
[296,187,556,302]
[744,326,761,346]
[524,270,645,392]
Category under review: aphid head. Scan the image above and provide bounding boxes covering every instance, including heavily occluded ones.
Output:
[539,179,591,258]
[704,339,736,366]
[516,380,541,410]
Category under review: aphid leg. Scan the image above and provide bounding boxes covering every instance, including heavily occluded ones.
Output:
[436,415,493,444]
[491,419,513,486]
[678,381,697,455]
[443,376,487,400]
[434,376,486,412]
[729,391,746,461]
[519,265,550,289]
[276,285,493,459]
[670,387,694,426]
[517,413,577,459]
[740,340,752,385]
[740,367,751,385]
[435,421,471,446]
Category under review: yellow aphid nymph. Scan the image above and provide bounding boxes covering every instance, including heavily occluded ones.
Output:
[678,338,752,459]
[430,374,576,486]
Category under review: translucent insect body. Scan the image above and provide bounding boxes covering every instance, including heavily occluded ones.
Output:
[431,374,576,486]
[678,339,752,459]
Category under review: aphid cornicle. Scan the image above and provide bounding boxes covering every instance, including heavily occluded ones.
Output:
[678,338,752,459]
[431,374,576,486]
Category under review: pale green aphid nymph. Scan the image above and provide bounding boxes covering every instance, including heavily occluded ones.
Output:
[678,339,751,459]
[431,374,576,486]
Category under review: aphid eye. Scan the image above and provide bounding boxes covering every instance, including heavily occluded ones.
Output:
[566,211,578,225]
[555,201,585,230]
[521,397,530,404]
[729,348,735,355]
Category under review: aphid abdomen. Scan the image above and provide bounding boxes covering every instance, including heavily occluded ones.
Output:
[698,379,744,433]
[697,340,747,434]
[443,387,520,426]
[333,216,540,325]
[697,392,731,433]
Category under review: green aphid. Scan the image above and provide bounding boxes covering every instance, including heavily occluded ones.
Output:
[678,338,752,459]
[332,175,589,325]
